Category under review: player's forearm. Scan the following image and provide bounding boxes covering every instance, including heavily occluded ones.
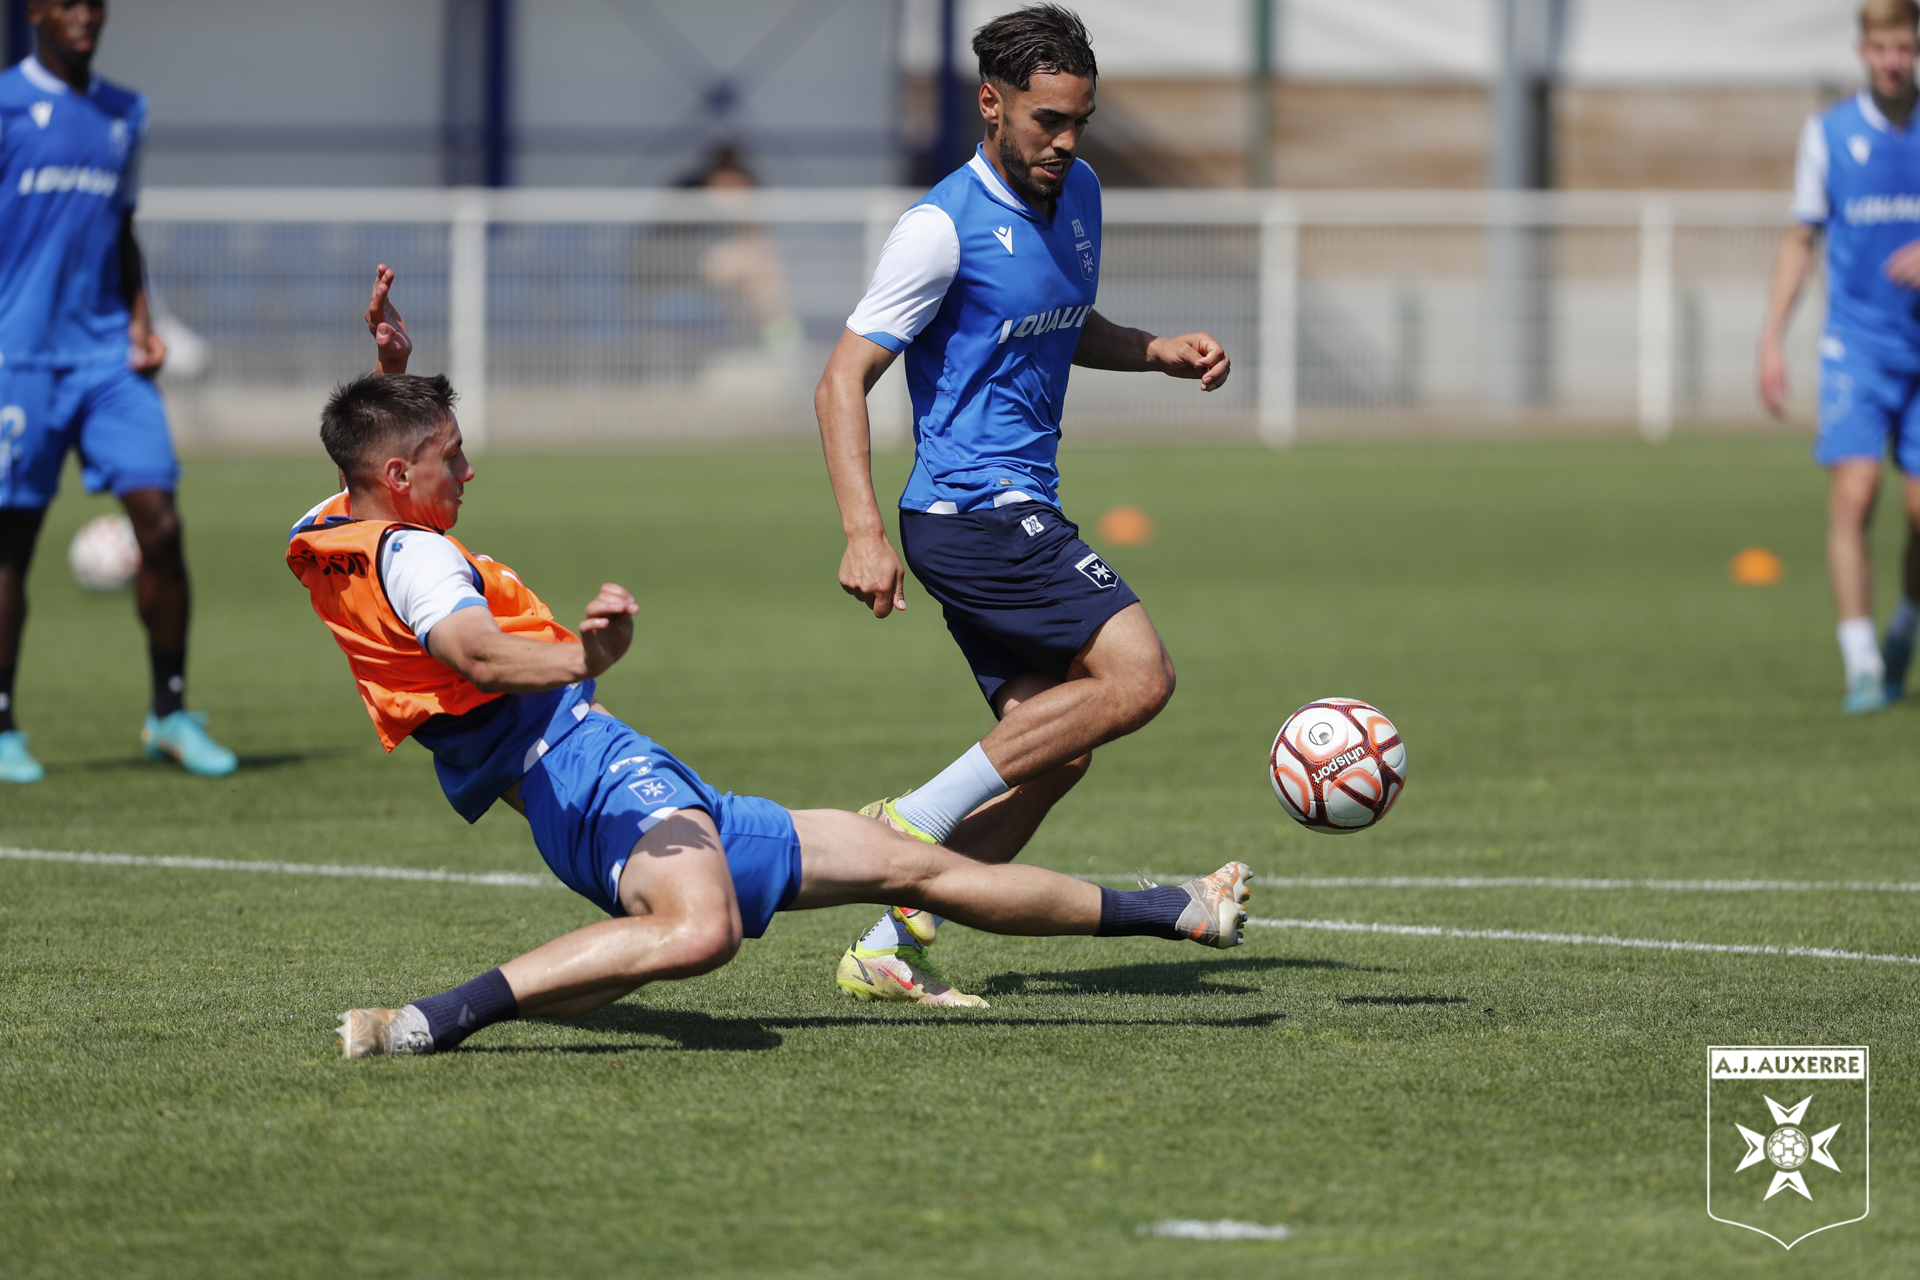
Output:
[1761,227,1818,345]
[1071,310,1156,372]
[815,369,889,541]
[451,633,593,694]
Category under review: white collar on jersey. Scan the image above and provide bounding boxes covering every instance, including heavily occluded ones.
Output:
[968,146,1040,217]
[20,55,95,98]
[1856,89,1900,135]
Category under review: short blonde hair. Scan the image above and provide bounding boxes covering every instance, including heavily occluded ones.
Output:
[1861,0,1919,33]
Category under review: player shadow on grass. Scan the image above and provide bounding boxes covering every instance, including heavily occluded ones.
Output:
[65,746,352,774]
[458,1004,1287,1054]
[974,954,1371,999]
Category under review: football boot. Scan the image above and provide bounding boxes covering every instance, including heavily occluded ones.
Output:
[1172,861,1253,949]
[337,1008,433,1059]
[142,710,238,777]
[0,730,44,783]
[1842,672,1889,715]
[835,943,987,1008]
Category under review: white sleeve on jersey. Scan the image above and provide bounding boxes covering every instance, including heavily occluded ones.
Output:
[844,203,961,352]
[1792,115,1829,225]
[379,529,487,644]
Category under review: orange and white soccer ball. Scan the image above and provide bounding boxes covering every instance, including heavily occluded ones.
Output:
[1269,698,1406,833]
[69,514,140,592]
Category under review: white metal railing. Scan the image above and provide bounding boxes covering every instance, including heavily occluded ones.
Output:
[136,187,1813,449]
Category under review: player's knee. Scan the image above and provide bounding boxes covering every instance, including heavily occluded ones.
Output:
[129,506,183,564]
[660,914,741,977]
[1115,657,1174,731]
[1056,753,1093,789]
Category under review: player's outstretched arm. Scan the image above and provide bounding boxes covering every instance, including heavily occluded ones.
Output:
[1758,224,1818,417]
[425,585,637,693]
[1073,309,1230,391]
[366,264,413,375]
[815,329,909,618]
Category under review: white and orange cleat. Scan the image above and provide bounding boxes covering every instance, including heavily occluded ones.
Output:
[1173,861,1253,948]
[337,1007,433,1059]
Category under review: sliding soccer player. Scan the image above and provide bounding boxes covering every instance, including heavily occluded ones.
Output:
[0,0,235,781]
[1760,0,1920,713]
[307,269,1249,1056]
[814,6,1230,1002]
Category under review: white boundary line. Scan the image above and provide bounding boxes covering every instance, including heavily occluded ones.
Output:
[1091,872,1920,894]
[1249,916,1920,966]
[9,846,1918,966]
[0,846,550,888]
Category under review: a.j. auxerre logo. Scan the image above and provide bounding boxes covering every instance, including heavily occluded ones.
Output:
[1707,1046,1868,1249]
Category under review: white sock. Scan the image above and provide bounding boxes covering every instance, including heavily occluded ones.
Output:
[1889,597,1920,645]
[891,742,1009,843]
[1838,617,1884,681]
[857,912,916,951]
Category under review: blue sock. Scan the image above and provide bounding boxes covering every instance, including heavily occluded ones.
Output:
[410,968,517,1051]
[1094,885,1192,940]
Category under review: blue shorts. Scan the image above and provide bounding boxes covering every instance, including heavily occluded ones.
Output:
[1815,336,1920,472]
[899,503,1141,704]
[516,712,801,938]
[0,363,178,507]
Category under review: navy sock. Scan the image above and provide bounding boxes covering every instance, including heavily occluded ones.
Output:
[0,662,15,733]
[149,646,185,718]
[411,968,518,1051]
[1094,885,1192,940]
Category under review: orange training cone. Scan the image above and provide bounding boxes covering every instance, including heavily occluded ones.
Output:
[1729,547,1784,585]
[1098,505,1154,547]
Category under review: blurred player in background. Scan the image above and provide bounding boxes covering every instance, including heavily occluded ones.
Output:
[814,6,1229,1004]
[315,270,1249,1055]
[0,0,234,779]
[1760,0,1920,714]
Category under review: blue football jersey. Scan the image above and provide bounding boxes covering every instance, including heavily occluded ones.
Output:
[848,146,1102,513]
[1795,92,1920,369]
[0,56,146,370]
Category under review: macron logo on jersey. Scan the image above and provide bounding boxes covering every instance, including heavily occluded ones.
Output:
[993,225,1015,254]
[29,101,52,128]
[997,305,1094,344]
[1849,135,1872,165]
[17,166,120,198]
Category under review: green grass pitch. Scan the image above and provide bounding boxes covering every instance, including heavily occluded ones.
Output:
[3,435,1919,1278]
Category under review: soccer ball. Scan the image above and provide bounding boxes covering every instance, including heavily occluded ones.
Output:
[69,514,141,592]
[1269,698,1406,833]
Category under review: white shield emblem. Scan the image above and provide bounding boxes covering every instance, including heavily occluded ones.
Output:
[1074,552,1117,589]
[1708,1046,1868,1248]
[1849,135,1872,165]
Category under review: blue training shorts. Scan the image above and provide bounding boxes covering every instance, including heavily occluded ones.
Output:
[0,363,178,507]
[1815,335,1920,472]
[516,712,801,938]
[899,502,1141,705]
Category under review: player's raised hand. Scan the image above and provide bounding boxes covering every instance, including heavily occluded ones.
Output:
[840,534,908,618]
[366,265,412,374]
[578,583,639,675]
[1147,332,1231,391]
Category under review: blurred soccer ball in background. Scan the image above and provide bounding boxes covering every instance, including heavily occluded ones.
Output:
[69,514,141,592]
[1270,698,1406,833]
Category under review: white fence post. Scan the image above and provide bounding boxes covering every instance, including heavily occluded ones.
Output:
[449,191,490,451]
[1637,199,1674,442]
[860,201,911,453]
[1257,199,1298,447]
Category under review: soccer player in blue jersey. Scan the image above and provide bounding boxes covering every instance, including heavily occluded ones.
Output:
[815,6,1230,1004]
[1760,0,1920,714]
[0,0,235,782]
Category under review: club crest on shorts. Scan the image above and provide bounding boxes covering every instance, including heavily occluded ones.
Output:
[1074,552,1117,589]
[1707,1046,1868,1248]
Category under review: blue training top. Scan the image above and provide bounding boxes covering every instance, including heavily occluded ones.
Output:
[846,146,1102,514]
[0,56,147,371]
[1794,91,1920,370]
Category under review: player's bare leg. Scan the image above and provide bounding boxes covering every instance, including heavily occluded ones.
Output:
[123,487,234,773]
[1827,461,1889,712]
[1884,479,1920,700]
[0,508,48,781]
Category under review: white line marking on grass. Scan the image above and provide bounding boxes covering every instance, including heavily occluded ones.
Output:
[0,847,551,888]
[1140,1220,1291,1241]
[1091,873,1920,894]
[1248,916,1920,966]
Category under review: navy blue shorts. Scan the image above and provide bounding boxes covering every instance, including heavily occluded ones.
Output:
[517,712,802,938]
[0,364,178,507]
[900,503,1141,704]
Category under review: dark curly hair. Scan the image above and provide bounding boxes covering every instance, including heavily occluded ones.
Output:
[972,5,1097,90]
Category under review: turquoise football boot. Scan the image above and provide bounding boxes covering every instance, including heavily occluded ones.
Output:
[0,730,44,783]
[142,710,238,777]
[1843,672,1890,715]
